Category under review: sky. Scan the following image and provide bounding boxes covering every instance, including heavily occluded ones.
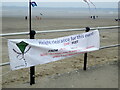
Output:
[2,0,120,2]
[2,2,118,8]
[2,0,119,8]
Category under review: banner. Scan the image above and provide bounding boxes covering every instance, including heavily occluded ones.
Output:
[8,30,100,70]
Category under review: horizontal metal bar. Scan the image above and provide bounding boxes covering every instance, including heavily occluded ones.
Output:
[100,44,120,49]
[0,44,119,67]
[0,62,10,66]
[0,26,119,37]
[0,32,29,37]
[93,26,120,30]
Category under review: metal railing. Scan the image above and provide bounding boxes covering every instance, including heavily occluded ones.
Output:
[0,26,119,67]
[0,26,119,37]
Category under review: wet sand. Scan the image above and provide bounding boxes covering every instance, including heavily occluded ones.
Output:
[1,16,118,88]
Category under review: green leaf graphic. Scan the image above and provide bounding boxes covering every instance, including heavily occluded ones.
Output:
[16,41,28,54]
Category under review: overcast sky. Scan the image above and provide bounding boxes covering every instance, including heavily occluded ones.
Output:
[2,0,120,2]
[2,0,119,8]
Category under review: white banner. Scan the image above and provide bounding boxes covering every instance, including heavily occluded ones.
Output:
[8,30,100,70]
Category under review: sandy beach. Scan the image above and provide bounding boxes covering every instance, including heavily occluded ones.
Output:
[1,16,119,88]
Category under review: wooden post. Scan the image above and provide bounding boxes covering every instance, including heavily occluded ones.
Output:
[83,27,90,70]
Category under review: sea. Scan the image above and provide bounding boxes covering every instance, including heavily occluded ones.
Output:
[2,2,118,18]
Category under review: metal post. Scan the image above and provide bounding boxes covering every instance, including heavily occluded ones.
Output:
[83,27,90,70]
[29,0,36,85]
[29,0,31,35]
[30,30,36,85]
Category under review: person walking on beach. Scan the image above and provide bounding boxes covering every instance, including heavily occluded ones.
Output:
[25,16,27,20]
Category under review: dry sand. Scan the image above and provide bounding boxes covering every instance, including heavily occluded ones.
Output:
[1,17,119,88]
[3,61,118,88]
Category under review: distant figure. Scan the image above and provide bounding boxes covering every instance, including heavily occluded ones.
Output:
[90,16,98,19]
[90,16,92,19]
[25,16,27,20]
[93,16,95,19]
[115,19,120,21]
[39,17,42,20]
[36,16,42,20]
[36,16,39,20]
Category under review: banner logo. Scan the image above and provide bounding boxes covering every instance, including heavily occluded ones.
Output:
[13,41,31,66]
